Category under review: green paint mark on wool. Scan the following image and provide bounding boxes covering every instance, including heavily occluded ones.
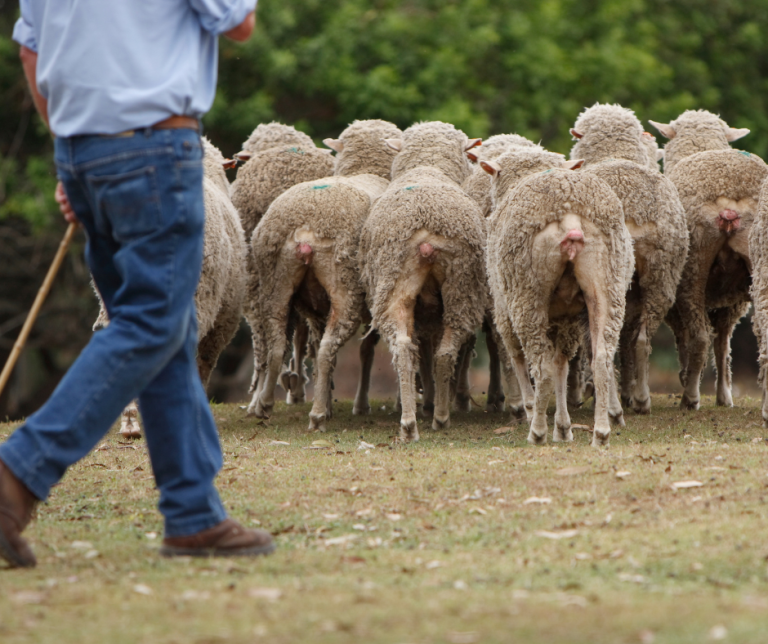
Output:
[403,185,419,191]
[738,150,752,158]
[289,147,306,155]
[313,184,330,190]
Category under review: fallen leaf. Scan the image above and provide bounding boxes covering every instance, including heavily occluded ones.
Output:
[571,424,593,432]
[180,590,211,601]
[494,427,513,435]
[324,534,359,546]
[556,466,589,477]
[247,587,283,602]
[469,507,487,515]
[672,480,704,489]
[615,471,631,479]
[323,514,339,520]
[11,591,46,605]
[523,496,552,505]
[269,440,290,446]
[133,584,153,596]
[352,524,368,531]
[310,439,333,448]
[71,541,93,550]
[358,441,376,450]
[705,466,727,471]
[84,550,100,559]
[385,513,402,521]
[535,529,578,540]
[618,573,645,584]
[426,560,441,569]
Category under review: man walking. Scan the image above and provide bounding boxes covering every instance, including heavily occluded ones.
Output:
[0,0,274,568]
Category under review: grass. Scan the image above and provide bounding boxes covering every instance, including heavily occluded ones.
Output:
[1,393,768,644]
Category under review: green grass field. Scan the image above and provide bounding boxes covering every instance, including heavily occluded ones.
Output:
[1,394,768,644]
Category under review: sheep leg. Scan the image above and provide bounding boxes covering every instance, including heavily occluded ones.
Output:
[512,352,535,420]
[119,400,141,439]
[567,349,584,409]
[552,351,573,442]
[308,293,359,432]
[283,318,309,404]
[433,326,466,430]
[498,338,525,418]
[618,323,636,409]
[711,304,748,407]
[490,308,530,419]
[418,335,435,415]
[353,329,379,415]
[453,334,475,412]
[485,319,505,412]
[761,364,768,429]
[528,353,555,444]
[632,321,651,414]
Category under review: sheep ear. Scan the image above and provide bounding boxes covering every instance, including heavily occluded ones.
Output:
[480,160,501,178]
[234,151,251,162]
[465,138,482,152]
[563,159,584,170]
[466,150,479,163]
[384,138,402,152]
[222,159,238,170]
[570,129,583,140]
[726,127,750,142]
[657,149,665,162]
[649,120,676,139]
[323,138,344,153]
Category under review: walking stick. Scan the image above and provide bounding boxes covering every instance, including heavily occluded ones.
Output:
[0,222,78,399]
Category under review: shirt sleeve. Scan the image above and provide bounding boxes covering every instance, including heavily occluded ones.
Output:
[12,0,38,52]
[189,0,257,35]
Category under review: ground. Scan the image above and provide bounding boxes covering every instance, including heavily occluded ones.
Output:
[1,394,768,644]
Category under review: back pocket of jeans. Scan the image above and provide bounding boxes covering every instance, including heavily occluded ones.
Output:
[88,166,162,241]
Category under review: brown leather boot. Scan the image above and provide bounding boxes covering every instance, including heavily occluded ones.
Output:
[160,518,275,558]
[0,459,39,568]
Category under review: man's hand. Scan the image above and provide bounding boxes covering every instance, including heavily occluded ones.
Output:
[55,182,78,224]
[224,11,255,42]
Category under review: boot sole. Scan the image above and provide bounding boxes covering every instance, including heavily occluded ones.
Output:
[159,541,276,558]
[0,527,36,568]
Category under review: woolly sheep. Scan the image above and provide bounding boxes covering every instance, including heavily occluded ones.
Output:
[484,147,634,446]
[230,123,334,241]
[246,119,403,431]
[749,180,768,427]
[651,110,768,409]
[359,121,486,441]
[571,103,689,414]
[95,137,247,438]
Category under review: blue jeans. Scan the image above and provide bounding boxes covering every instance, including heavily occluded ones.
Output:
[0,128,227,537]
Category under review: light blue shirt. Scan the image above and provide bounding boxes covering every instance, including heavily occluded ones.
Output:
[13,0,256,137]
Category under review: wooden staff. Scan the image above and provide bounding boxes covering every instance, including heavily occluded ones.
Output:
[0,222,78,399]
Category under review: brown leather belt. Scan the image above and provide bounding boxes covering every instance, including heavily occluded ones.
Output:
[152,115,200,131]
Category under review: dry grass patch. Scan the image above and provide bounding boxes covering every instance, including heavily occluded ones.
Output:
[1,394,768,643]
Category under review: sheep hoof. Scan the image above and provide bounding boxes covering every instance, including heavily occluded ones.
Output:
[762,415,768,429]
[680,394,699,411]
[632,397,651,415]
[421,402,435,416]
[553,424,573,443]
[715,394,733,408]
[508,405,526,421]
[432,415,450,431]
[400,419,419,442]
[308,412,327,432]
[119,423,142,440]
[286,391,305,404]
[352,403,371,416]
[454,393,471,413]
[591,429,611,447]
[527,429,547,445]
[249,399,273,419]
[620,394,632,408]
[486,401,506,413]
[609,411,625,427]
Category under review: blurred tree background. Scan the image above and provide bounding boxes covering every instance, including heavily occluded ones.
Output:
[2,0,767,418]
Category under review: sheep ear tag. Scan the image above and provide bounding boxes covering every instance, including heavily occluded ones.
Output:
[726,127,750,142]
[570,129,583,140]
[465,138,482,152]
[323,138,344,153]
[479,160,501,178]
[222,158,238,170]
[648,120,676,140]
[385,139,403,152]
[563,159,584,170]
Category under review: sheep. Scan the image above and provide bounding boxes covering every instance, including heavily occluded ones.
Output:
[359,121,487,441]
[246,119,403,431]
[95,137,248,438]
[650,110,768,409]
[484,147,634,446]
[642,132,664,171]
[749,179,768,427]
[570,104,689,414]
[230,123,334,242]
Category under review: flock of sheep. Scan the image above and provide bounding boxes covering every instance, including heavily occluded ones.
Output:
[99,104,768,448]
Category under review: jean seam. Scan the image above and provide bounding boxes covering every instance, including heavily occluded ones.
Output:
[76,147,175,173]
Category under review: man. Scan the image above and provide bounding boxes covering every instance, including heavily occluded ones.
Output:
[0,0,274,569]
